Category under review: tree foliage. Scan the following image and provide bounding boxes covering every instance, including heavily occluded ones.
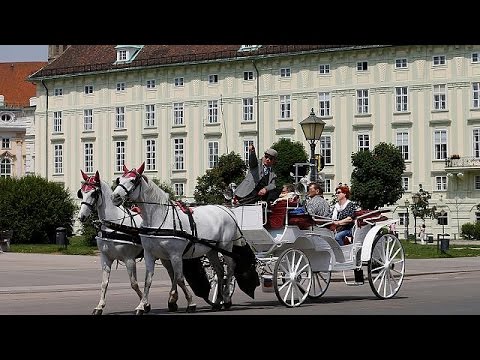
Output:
[270,138,309,188]
[0,175,78,244]
[350,142,405,210]
[194,152,247,204]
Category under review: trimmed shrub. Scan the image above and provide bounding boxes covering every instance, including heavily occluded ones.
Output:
[0,175,78,244]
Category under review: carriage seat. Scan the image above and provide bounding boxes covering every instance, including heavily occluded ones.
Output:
[265,198,299,229]
[354,209,389,228]
[264,199,315,231]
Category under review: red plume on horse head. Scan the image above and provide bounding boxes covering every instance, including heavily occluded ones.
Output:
[80,169,100,185]
[81,169,89,181]
[122,162,145,175]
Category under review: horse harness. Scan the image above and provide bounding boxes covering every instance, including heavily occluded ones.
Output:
[118,169,245,259]
[79,179,142,248]
[141,200,244,260]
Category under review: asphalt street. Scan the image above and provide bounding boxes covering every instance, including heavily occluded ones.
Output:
[1,249,480,294]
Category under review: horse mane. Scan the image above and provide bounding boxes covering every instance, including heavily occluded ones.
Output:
[143,178,169,205]
[99,179,113,197]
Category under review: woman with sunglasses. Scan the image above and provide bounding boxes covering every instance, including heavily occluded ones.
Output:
[331,184,357,245]
[234,144,278,204]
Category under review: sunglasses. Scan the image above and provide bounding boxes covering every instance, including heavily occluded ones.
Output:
[264,155,274,160]
[336,191,343,194]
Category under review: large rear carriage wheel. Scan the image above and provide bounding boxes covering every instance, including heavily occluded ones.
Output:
[273,248,312,307]
[367,234,405,299]
[308,271,331,299]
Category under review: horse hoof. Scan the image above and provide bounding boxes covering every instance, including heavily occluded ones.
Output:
[135,309,144,315]
[168,302,178,312]
[92,309,103,315]
[223,301,232,310]
[186,304,197,313]
[144,304,151,313]
[211,303,222,311]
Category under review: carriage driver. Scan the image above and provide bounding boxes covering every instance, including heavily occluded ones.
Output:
[234,144,278,205]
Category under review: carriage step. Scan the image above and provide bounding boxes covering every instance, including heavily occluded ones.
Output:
[342,269,364,286]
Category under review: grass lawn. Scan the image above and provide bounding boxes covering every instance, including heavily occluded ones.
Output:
[401,239,480,258]
[9,235,97,256]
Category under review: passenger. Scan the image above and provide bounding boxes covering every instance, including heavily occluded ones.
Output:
[304,182,331,218]
[272,183,297,205]
[234,144,278,205]
[331,184,357,246]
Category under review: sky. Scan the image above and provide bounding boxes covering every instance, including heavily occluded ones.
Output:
[0,45,48,62]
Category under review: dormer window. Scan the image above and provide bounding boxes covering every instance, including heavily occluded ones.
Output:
[238,45,262,52]
[118,50,127,61]
[114,45,143,64]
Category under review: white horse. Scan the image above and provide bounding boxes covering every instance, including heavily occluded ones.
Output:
[111,163,244,313]
[77,170,150,315]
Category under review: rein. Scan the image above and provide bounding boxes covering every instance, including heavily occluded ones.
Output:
[118,171,245,259]
[140,227,240,260]
[138,201,245,260]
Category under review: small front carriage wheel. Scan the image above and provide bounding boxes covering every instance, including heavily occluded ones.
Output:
[273,248,312,307]
[367,233,405,299]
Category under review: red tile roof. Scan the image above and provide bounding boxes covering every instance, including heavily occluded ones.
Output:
[0,62,47,107]
[30,45,380,79]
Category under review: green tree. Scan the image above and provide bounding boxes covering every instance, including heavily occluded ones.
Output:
[350,142,405,210]
[0,175,78,244]
[194,151,247,204]
[270,138,309,189]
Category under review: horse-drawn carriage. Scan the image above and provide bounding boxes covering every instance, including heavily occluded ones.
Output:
[80,163,405,314]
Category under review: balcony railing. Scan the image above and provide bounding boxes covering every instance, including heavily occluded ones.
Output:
[445,156,480,169]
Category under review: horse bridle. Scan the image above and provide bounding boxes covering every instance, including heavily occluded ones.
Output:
[115,171,143,198]
[77,183,102,210]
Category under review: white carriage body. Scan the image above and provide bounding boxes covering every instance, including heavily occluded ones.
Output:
[231,203,396,273]
[228,203,405,307]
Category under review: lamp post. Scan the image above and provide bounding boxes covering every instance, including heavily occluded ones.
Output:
[412,193,420,244]
[405,199,410,241]
[454,196,461,238]
[300,108,326,182]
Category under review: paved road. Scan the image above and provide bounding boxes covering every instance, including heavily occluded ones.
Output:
[1,251,479,293]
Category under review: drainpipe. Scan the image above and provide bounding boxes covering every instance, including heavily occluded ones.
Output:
[252,60,260,149]
[41,80,49,179]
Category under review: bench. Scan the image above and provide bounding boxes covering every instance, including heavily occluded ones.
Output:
[0,230,13,252]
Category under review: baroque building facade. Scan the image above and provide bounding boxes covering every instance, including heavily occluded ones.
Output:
[0,62,46,178]
[29,45,480,239]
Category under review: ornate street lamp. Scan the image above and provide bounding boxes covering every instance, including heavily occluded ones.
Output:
[300,108,326,182]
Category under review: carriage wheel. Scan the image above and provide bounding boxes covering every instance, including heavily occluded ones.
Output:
[203,257,235,305]
[367,233,405,299]
[273,248,312,307]
[207,274,236,304]
[308,271,331,299]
